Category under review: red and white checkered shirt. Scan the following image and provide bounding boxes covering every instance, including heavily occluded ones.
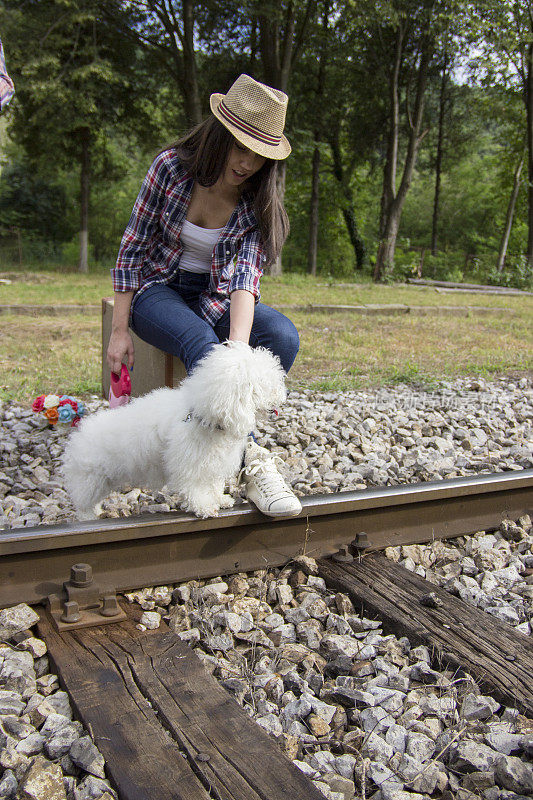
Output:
[112,148,265,326]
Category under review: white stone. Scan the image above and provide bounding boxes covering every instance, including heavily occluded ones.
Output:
[18,754,67,800]
[405,731,435,763]
[360,706,396,734]
[495,753,533,794]
[0,604,39,641]
[255,713,283,737]
[461,693,500,721]
[139,611,161,630]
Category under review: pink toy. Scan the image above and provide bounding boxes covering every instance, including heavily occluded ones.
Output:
[109,364,131,408]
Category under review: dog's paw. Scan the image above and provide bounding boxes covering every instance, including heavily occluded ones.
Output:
[219,494,235,509]
[181,499,220,518]
[194,506,220,519]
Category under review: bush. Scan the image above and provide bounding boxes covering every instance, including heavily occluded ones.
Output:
[485,255,533,290]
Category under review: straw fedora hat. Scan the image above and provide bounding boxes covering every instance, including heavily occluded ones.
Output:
[210,74,291,160]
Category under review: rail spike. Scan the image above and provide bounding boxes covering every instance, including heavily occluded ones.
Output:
[331,531,370,562]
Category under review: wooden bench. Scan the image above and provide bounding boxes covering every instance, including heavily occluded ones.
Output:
[101,298,186,399]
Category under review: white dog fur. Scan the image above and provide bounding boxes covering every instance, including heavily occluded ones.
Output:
[62,341,286,519]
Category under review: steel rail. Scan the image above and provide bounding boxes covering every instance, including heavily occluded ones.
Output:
[1,469,532,607]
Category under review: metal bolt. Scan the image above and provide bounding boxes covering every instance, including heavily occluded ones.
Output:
[70,563,93,587]
[100,595,121,617]
[354,531,370,550]
[60,600,81,624]
[196,753,210,762]
[332,545,354,563]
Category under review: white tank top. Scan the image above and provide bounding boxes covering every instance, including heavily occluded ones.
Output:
[179,219,224,273]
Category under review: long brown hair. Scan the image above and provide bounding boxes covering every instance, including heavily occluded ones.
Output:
[167,116,289,266]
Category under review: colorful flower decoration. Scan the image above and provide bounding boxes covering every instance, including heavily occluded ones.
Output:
[32,393,87,428]
[44,407,59,424]
[43,394,60,409]
[32,395,45,413]
[58,405,75,423]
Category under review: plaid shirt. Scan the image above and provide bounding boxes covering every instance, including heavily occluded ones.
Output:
[113,148,265,326]
[0,39,14,110]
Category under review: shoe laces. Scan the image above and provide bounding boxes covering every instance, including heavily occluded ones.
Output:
[238,454,287,490]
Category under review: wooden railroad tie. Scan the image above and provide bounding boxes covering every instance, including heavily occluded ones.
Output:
[319,553,533,717]
[38,605,325,800]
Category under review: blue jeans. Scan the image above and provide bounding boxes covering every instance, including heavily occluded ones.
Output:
[131,270,299,374]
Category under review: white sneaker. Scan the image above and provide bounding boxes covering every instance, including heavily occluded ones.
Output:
[240,440,302,518]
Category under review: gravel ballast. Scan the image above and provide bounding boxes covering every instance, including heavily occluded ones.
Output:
[0,376,532,799]
[1,376,532,528]
[127,556,533,800]
[0,604,116,800]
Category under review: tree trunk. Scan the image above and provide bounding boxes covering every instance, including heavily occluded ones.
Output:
[342,207,366,270]
[329,131,365,270]
[375,206,401,277]
[374,20,433,281]
[379,22,404,239]
[308,145,320,275]
[249,15,259,73]
[525,41,533,267]
[15,227,22,266]
[258,0,316,275]
[135,0,202,126]
[497,155,524,273]
[260,12,284,276]
[182,0,202,124]
[431,46,448,256]
[307,0,330,277]
[78,128,90,274]
[269,163,286,276]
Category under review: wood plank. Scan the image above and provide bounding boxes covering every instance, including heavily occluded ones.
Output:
[38,611,211,800]
[319,554,533,716]
[39,607,325,800]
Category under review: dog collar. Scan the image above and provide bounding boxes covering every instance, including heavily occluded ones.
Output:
[185,412,225,432]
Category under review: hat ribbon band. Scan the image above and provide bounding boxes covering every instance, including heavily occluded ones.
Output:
[218,101,282,146]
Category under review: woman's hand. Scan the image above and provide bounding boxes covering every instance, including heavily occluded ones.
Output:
[107,290,135,374]
[107,329,135,374]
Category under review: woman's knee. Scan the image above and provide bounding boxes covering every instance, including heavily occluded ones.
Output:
[131,295,219,373]
[255,313,299,372]
[279,317,299,358]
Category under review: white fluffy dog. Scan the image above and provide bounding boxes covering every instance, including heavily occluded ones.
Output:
[62,341,286,519]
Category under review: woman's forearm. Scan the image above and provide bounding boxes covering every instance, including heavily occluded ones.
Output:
[112,290,135,332]
[229,289,255,343]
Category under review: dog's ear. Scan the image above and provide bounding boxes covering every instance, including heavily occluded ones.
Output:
[248,347,287,410]
[189,348,257,435]
[215,377,256,436]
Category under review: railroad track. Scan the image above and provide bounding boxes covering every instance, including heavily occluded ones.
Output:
[1,468,532,800]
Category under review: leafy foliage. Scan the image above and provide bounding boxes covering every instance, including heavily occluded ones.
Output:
[0,0,531,287]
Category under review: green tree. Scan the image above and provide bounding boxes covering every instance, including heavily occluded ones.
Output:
[0,161,71,239]
[1,0,140,271]
[472,0,533,265]
[108,0,204,126]
[372,0,439,280]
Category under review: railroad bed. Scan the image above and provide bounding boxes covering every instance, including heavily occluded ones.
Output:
[1,379,532,799]
[1,472,532,800]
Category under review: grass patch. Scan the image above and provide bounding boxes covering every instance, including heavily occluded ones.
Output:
[0,314,101,402]
[2,269,532,310]
[0,270,531,403]
[290,310,532,392]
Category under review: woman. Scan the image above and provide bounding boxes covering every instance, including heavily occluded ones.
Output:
[108,73,301,518]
